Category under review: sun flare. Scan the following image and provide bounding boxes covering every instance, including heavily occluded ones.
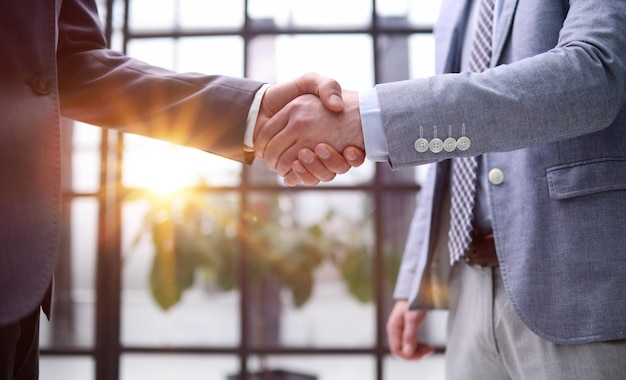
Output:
[128,143,192,196]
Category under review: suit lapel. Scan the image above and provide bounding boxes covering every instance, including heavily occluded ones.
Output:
[491,0,520,67]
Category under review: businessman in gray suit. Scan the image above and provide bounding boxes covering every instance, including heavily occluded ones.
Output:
[0,1,350,378]
[255,0,626,378]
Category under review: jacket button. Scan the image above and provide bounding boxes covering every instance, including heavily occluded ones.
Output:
[488,168,504,185]
[31,76,51,95]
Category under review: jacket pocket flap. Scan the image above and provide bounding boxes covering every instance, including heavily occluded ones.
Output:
[547,158,626,200]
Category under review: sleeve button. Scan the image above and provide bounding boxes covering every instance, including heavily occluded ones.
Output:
[414,138,429,153]
[457,136,471,151]
[429,138,444,153]
[443,137,457,152]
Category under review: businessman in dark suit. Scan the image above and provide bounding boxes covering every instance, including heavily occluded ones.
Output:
[0,1,353,378]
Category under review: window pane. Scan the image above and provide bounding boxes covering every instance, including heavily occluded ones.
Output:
[129,0,244,31]
[378,33,435,82]
[377,0,443,27]
[248,0,372,28]
[247,356,375,380]
[129,0,176,31]
[70,198,98,345]
[176,36,244,76]
[40,357,95,380]
[122,134,243,190]
[409,34,436,78]
[243,190,375,347]
[380,190,418,280]
[128,36,243,77]
[108,0,126,51]
[178,0,244,29]
[40,198,98,349]
[121,194,241,347]
[121,355,238,380]
[71,123,101,194]
[273,34,373,90]
[127,39,177,70]
[384,354,445,379]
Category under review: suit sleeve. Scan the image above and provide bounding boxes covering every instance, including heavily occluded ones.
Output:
[56,0,263,163]
[377,0,626,169]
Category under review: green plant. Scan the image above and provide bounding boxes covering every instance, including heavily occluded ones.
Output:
[129,182,401,312]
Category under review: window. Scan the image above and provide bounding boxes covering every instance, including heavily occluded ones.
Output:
[40,1,446,379]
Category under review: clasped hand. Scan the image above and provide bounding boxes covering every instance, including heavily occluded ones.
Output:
[253,73,366,186]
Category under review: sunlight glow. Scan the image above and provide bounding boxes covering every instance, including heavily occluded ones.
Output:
[137,146,189,196]
[121,133,243,190]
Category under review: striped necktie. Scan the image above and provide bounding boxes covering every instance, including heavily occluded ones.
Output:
[448,0,495,264]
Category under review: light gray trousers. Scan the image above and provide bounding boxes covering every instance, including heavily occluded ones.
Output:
[445,263,626,380]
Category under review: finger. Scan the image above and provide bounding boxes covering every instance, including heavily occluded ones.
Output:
[410,343,435,361]
[386,302,406,357]
[387,321,404,357]
[298,148,339,182]
[254,108,291,162]
[291,160,324,185]
[401,310,421,357]
[283,164,323,187]
[343,146,366,167]
[283,169,303,187]
[275,144,302,177]
[400,342,435,361]
[297,73,343,112]
[313,144,350,174]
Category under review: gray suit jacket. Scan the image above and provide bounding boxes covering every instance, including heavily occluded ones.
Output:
[0,0,263,325]
[389,0,626,344]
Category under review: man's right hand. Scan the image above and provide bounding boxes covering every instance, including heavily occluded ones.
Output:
[386,300,434,361]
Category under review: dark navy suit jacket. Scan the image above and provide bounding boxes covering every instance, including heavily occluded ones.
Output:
[0,0,263,325]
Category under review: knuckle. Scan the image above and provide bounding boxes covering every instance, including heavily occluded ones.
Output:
[290,118,311,132]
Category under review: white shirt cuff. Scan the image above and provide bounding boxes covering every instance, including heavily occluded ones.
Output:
[359,87,389,162]
[244,83,271,152]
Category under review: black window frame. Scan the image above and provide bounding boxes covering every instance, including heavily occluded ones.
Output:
[41,1,443,379]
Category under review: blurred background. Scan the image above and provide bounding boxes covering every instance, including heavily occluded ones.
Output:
[41,0,448,379]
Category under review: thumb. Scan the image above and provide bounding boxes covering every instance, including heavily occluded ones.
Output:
[319,87,343,113]
[298,73,344,112]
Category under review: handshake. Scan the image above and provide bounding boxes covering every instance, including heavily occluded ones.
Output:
[252,73,367,186]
